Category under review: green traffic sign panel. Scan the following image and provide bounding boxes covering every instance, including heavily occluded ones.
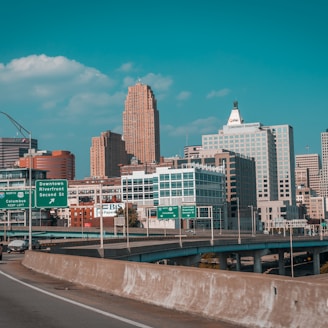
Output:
[157,206,179,219]
[35,179,68,208]
[181,205,196,219]
[0,190,35,209]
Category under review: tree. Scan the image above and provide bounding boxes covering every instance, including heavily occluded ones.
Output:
[116,206,139,227]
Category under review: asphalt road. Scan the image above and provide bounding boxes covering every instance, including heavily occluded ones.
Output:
[0,253,238,328]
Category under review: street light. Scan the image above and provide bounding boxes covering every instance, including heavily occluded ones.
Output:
[0,111,33,250]
[289,222,294,278]
[237,197,241,244]
[219,207,222,235]
[248,205,255,237]
[125,176,130,249]
[99,183,104,249]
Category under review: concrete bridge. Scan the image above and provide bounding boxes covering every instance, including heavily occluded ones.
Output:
[44,233,328,276]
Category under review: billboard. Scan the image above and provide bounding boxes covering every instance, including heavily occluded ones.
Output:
[94,203,125,217]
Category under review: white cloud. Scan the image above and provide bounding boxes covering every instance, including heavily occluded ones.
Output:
[123,76,137,88]
[117,62,134,72]
[206,88,231,99]
[141,73,173,92]
[176,91,191,101]
[0,54,115,118]
[162,116,220,138]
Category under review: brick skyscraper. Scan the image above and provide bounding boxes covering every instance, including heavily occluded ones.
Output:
[123,82,160,164]
[90,131,127,178]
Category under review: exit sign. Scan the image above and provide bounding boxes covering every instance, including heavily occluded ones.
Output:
[35,179,68,208]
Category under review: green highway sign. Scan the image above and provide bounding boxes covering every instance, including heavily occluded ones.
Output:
[0,190,35,209]
[157,206,179,219]
[181,205,196,219]
[35,179,68,208]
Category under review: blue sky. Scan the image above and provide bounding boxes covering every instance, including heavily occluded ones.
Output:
[0,0,327,179]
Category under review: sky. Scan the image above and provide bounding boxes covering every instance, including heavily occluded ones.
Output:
[0,0,327,179]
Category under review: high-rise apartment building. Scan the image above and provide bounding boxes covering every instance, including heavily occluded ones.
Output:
[202,101,297,225]
[320,129,328,197]
[19,150,75,180]
[295,154,321,195]
[0,137,38,169]
[123,82,160,164]
[90,131,127,178]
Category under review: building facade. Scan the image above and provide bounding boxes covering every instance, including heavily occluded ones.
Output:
[19,150,75,180]
[121,165,226,230]
[123,82,160,164]
[0,137,38,169]
[0,168,51,226]
[172,149,257,230]
[320,129,328,198]
[201,101,297,226]
[90,131,127,178]
[295,153,321,195]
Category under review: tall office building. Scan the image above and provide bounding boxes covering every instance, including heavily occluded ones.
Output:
[19,150,75,180]
[295,154,321,195]
[202,101,297,224]
[123,82,160,164]
[0,137,38,169]
[90,131,127,178]
[320,129,328,197]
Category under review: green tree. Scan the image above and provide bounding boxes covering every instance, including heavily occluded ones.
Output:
[116,206,139,227]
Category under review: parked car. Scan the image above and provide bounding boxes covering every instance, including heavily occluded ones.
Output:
[7,239,41,253]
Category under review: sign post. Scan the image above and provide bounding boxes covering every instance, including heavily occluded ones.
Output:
[35,180,68,208]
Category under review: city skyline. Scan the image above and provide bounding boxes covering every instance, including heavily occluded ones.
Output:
[0,1,327,179]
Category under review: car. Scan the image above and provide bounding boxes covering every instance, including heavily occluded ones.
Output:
[7,239,28,253]
[7,239,41,253]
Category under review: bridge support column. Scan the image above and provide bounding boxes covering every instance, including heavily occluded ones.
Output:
[278,249,286,275]
[313,249,321,275]
[253,251,263,273]
[235,253,241,271]
[218,253,228,270]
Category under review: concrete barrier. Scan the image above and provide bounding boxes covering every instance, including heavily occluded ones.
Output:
[22,251,328,328]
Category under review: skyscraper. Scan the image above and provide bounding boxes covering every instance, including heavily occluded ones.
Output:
[0,137,38,169]
[202,101,297,225]
[295,153,321,195]
[123,82,160,164]
[19,150,75,180]
[90,131,127,178]
[320,129,328,197]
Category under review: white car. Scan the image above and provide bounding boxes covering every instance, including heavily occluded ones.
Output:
[7,239,41,253]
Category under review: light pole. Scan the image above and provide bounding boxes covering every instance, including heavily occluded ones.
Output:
[248,205,254,237]
[219,207,222,235]
[237,197,241,244]
[210,206,214,245]
[125,176,130,249]
[0,112,33,250]
[39,208,43,226]
[289,222,294,278]
[99,183,103,249]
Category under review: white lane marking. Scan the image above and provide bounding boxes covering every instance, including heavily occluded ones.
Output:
[0,270,153,328]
